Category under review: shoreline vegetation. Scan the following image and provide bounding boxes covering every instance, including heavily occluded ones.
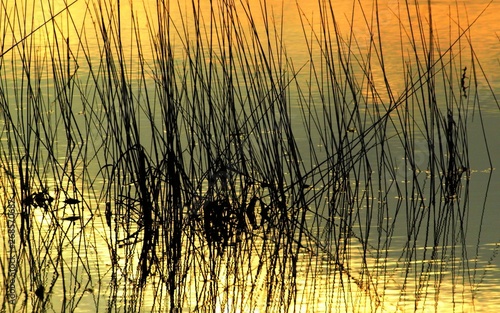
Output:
[1,0,498,312]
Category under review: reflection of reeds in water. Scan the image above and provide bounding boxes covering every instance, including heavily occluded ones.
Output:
[0,0,498,312]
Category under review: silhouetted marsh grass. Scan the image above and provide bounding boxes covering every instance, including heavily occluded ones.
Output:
[1,0,499,312]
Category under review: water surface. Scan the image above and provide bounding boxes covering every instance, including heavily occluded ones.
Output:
[1,0,499,312]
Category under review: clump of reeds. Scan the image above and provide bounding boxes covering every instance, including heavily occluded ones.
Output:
[1,0,498,312]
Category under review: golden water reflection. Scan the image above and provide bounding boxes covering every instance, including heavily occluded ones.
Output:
[1,199,500,311]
